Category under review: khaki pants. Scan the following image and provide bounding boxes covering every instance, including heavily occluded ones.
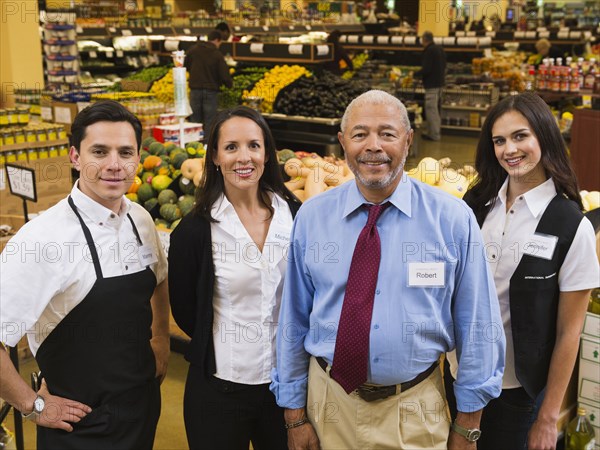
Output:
[306,357,450,450]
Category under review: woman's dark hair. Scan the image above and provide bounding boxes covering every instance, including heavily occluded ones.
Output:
[468,92,583,222]
[193,106,300,221]
[70,100,142,152]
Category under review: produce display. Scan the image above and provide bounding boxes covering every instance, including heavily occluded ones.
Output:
[406,157,475,198]
[127,136,204,229]
[218,67,269,109]
[280,151,355,202]
[274,72,370,118]
[341,52,369,80]
[244,65,312,114]
[150,69,189,103]
[122,66,171,84]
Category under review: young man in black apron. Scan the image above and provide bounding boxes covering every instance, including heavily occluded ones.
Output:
[0,100,170,449]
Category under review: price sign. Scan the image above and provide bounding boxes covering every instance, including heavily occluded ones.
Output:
[106,51,114,58]
[316,45,329,56]
[122,29,132,36]
[145,26,153,34]
[89,51,97,59]
[109,27,117,33]
[362,35,374,44]
[250,43,264,54]
[288,44,303,55]
[6,164,37,202]
[76,25,83,34]
[116,50,124,57]
[183,28,191,35]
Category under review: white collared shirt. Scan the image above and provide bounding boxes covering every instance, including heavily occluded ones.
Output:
[0,181,167,354]
[210,193,293,384]
[481,177,598,388]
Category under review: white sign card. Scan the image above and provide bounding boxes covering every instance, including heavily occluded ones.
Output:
[250,43,264,54]
[288,44,303,55]
[5,164,37,201]
[316,45,329,56]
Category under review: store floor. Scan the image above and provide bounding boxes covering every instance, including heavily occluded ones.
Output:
[8,132,480,450]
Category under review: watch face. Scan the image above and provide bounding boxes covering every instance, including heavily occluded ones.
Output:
[467,430,481,442]
[33,397,45,413]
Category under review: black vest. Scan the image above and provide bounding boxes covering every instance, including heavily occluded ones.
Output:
[467,193,583,399]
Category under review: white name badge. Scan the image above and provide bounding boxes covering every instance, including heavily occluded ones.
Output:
[138,244,158,266]
[523,233,558,260]
[408,262,445,287]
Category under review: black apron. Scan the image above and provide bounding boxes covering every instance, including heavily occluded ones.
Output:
[35,196,161,450]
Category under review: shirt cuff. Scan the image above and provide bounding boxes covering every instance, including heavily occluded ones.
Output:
[454,383,500,413]
[270,368,309,409]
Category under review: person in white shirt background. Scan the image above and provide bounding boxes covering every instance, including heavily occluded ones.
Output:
[0,100,170,449]
[445,92,599,450]
[168,106,301,450]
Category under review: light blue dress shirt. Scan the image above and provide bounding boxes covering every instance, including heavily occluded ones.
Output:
[271,173,505,412]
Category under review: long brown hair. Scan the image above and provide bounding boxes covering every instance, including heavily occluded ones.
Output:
[467,92,583,223]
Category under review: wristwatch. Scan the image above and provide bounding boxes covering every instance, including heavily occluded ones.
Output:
[451,421,481,442]
[22,395,45,422]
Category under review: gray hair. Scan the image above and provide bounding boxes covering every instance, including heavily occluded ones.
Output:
[340,90,411,134]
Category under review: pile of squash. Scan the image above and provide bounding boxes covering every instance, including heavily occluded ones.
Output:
[407,157,476,198]
[283,154,355,202]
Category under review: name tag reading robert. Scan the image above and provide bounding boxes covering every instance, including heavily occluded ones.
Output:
[523,233,558,260]
[138,244,158,266]
[408,262,445,287]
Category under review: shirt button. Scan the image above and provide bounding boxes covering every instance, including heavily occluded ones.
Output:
[99,222,103,226]
[519,196,523,200]
[376,289,381,295]
[491,254,496,259]
[373,357,379,363]
[374,324,379,330]
[510,210,514,214]
[125,265,128,270]
[110,214,115,219]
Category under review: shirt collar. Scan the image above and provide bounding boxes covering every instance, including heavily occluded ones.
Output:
[212,191,287,222]
[342,171,413,219]
[70,180,130,226]
[493,176,556,218]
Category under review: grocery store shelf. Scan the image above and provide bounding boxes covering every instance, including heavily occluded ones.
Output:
[442,105,489,111]
[442,125,481,131]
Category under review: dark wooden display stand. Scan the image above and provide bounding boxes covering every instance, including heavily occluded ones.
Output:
[570,109,600,191]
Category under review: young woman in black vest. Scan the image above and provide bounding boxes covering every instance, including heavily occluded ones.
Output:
[445,92,598,449]
[168,106,301,450]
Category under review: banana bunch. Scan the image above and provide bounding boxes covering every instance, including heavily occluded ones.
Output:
[243,65,312,113]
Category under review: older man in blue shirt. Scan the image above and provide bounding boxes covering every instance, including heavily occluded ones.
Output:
[271,90,505,450]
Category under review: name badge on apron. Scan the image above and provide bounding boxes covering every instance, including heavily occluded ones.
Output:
[408,262,445,287]
[523,233,558,260]
[138,244,158,266]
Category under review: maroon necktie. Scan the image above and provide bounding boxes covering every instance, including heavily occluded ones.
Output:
[331,202,390,394]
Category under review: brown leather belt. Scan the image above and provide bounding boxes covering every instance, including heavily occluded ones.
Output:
[316,357,439,402]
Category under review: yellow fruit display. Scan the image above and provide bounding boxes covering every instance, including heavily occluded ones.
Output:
[407,157,477,199]
[150,69,190,103]
[244,65,312,113]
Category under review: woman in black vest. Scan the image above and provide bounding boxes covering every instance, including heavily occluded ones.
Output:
[445,92,598,449]
[168,106,301,449]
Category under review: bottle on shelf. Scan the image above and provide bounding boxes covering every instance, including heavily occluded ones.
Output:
[537,64,547,91]
[525,66,536,92]
[577,58,585,89]
[551,69,561,92]
[560,67,570,93]
[565,407,596,450]
[584,58,597,90]
[571,68,581,93]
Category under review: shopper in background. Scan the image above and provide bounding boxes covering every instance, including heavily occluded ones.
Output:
[535,38,564,61]
[445,92,599,450]
[169,106,301,450]
[185,30,233,134]
[215,21,232,41]
[414,31,446,141]
[323,29,354,75]
[0,100,170,449]
[271,90,505,450]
